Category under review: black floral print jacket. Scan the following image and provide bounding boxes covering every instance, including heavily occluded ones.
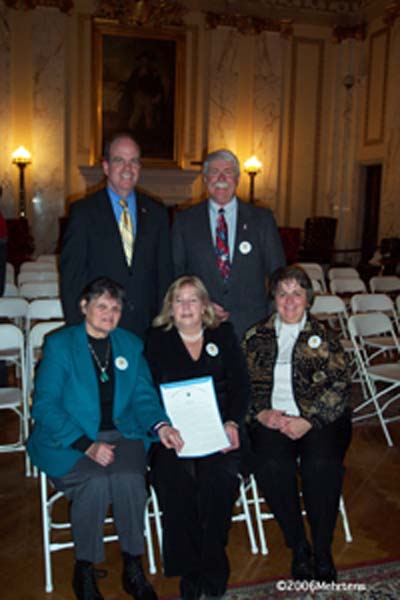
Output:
[242,313,351,429]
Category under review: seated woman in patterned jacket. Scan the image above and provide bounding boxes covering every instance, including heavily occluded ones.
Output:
[242,265,352,583]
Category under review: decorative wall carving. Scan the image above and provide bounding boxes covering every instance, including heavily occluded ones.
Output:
[3,0,73,13]
[384,1,400,26]
[94,0,187,27]
[331,23,366,43]
[204,10,293,38]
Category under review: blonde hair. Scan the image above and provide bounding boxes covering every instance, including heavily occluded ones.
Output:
[153,276,220,330]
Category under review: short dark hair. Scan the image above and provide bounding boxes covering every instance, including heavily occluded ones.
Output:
[79,277,126,307]
[269,265,314,305]
[103,132,141,162]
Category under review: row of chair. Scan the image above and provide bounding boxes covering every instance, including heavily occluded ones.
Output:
[310,293,400,447]
[41,469,352,593]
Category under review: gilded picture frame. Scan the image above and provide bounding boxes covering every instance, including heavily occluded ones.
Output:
[92,20,185,167]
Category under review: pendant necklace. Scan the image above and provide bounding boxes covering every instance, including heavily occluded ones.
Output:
[88,339,111,383]
[178,328,204,343]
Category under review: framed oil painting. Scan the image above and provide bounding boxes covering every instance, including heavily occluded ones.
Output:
[92,20,185,167]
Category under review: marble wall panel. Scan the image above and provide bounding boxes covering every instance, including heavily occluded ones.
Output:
[208,28,240,152]
[0,5,14,217]
[31,8,67,254]
[380,21,400,238]
[364,27,390,146]
[252,33,283,212]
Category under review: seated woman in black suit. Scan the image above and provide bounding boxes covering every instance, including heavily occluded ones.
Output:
[144,275,250,600]
[242,265,352,582]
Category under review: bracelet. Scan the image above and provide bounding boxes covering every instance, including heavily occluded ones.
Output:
[224,420,239,429]
[152,421,170,434]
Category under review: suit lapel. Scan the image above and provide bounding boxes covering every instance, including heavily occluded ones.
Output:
[72,325,100,409]
[229,200,254,281]
[97,189,128,265]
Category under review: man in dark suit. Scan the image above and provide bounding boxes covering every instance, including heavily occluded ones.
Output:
[172,149,285,340]
[60,133,172,339]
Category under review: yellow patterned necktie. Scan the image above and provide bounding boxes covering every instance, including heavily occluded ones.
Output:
[119,199,134,266]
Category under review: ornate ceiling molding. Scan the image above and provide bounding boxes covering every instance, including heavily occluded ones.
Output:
[3,0,73,12]
[204,10,293,37]
[94,0,187,27]
[331,22,367,42]
[384,1,400,25]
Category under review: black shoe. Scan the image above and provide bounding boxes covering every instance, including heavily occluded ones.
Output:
[291,540,313,581]
[122,557,157,600]
[73,563,104,600]
[314,552,337,582]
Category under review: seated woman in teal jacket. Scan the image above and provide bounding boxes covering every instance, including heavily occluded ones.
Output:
[28,277,183,600]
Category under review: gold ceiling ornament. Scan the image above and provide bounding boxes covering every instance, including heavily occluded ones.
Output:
[384,1,400,26]
[204,10,293,38]
[331,22,367,44]
[3,0,73,12]
[94,0,188,27]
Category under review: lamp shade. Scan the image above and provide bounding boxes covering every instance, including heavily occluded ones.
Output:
[12,146,32,165]
[244,155,262,174]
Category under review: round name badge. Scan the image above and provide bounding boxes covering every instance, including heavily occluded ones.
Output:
[239,241,252,255]
[308,335,321,349]
[115,356,129,370]
[206,343,219,357]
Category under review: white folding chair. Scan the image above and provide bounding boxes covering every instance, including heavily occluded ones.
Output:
[351,293,400,334]
[328,267,360,280]
[346,312,400,363]
[246,474,352,555]
[348,314,400,447]
[17,271,59,286]
[25,298,64,334]
[330,278,367,296]
[232,474,259,554]
[20,261,58,273]
[6,262,15,284]
[297,263,327,292]
[3,282,19,297]
[397,295,400,317]
[40,471,160,593]
[19,281,59,299]
[36,254,58,266]
[0,297,29,330]
[369,276,400,294]
[0,324,29,473]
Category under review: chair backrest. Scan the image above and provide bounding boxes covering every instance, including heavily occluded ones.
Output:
[26,299,64,336]
[20,261,58,273]
[0,323,24,352]
[6,262,15,284]
[19,282,59,299]
[3,283,19,297]
[369,276,400,293]
[0,297,29,320]
[310,294,349,337]
[297,264,326,292]
[330,278,367,295]
[36,254,58,265]
[347,312,397,340]
[328,267,360,280]
[17,271,59,286]
[310,278,323,293]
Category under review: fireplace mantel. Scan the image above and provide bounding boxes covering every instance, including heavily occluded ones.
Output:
[79,165,201,206]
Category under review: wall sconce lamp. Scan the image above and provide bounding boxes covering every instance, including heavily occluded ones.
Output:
[244,155,262,204]
[12,146,32,218]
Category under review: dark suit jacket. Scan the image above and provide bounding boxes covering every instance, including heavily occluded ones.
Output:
[172,199,285,339]
[27,323,170,478]
[59,188,172,339]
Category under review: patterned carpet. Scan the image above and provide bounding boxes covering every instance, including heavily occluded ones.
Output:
[223,559,400,599]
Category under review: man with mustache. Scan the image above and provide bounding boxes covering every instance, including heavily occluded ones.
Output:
[172,149,285,340]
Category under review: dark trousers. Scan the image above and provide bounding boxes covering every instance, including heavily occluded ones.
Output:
[150,445,240,597]
[52,432,147,563]
[249,414,352,555]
